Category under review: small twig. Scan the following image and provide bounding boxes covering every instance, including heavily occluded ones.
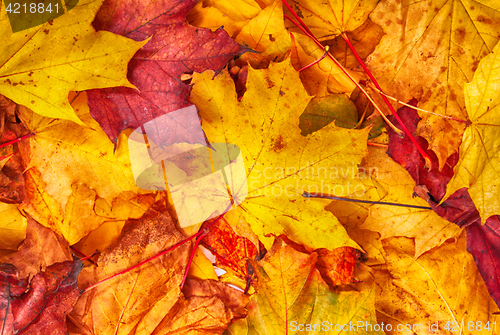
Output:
[341,32,433,169]
[85,203,233,292]
[368,84,470,124]
[70,246,97,265]
[303,191,432,210]
[299,46,330,72]
[180,228,209,290]
[286,23,403,135]
[367,142,388,148]
[0,132,35,149]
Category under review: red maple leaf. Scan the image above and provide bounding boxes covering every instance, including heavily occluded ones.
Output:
[0,260,82,334]
[387,101,500,309]
[87,0,244,145]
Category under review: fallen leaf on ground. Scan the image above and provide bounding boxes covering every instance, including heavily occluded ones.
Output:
[299,94,359,134]
[290,33,358,96]
[0,202,26,251]
[385,98,500,309]
[361,147,461,258]
[72,200,246,335]
[200,214,260,285]
[72,193,157,256]
[18,93,146,244]
[187,2,248,38]
[72,201,190,335]
[325,19,384,71]
[315,247,360,286]
[0,95,29,205]
[1,217,72,279]
[235,0,290,61]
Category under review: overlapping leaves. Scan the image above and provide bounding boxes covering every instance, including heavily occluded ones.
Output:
[190,59,370,251]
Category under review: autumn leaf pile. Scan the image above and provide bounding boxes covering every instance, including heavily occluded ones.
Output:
[1,0,500,334]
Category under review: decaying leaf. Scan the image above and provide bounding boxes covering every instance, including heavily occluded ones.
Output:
[72,201,244,335]
[200,214,260,285]
[72,201,190,335]
[0,260,83,335]
[0,95,29,205]
[2,218,73,279]
[315,247,360,287]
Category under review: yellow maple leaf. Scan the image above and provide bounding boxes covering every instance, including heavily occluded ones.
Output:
[366,0,500,168]
[18,92,148,243]
[361,148,462,258]
[375,234,498,334]
[190,58,370,251]
[189,0,290,61]
[228,238,383,335]
[284,0,378,39]
[0,202,26,250]
[0,0,145,124]
[72,202,243,335]
[187,2,247,38]
[204,0,263,21]
[290,32,358,96]
[443,39,500,223]
[235,0,291,60]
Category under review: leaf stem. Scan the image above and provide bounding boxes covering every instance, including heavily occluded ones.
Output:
[282,1,431,167]
[368,83,470,124]
[340,32,433,169]
[85,204,232,292]
[303,191,431,210]
[0,132,35,149]
[70,246,96,265]
[281,0,314,37]
[283,10,403,136]
[180,228,209,290]
[299,46,330,72]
